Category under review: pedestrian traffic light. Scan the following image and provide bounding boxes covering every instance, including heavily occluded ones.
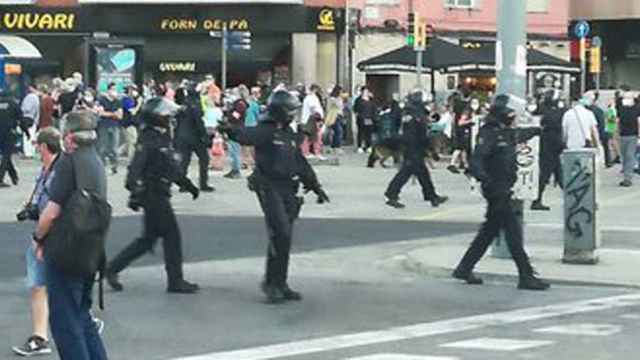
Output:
[407,12,416,47]
[414,19,427,50]
[590,46,601,74]
[227,31,252,51]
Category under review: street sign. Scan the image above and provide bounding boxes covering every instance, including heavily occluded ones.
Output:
[209,31,223,38]
[592,35,602,48]
[574,20,590,39]
[227,31,252,51]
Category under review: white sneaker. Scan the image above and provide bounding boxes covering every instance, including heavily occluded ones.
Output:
[306,154,317,159]
[357,148,364,154]
[317,155,327,161]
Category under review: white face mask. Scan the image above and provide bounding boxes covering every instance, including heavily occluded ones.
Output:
[527,104,537,113]
[471,100,480,111]
[557,101,566,109]
[398,102,405,109]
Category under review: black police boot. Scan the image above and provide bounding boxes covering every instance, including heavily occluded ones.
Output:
[530,200,551,211]
[106,271,124,292]
[518,274,550,291]
[200,184,216,192]
[385,198,406,209]
[446,165,460,174]
[452,268,484,285]
[167,279,200,294]
[280,284,303,301]
[429,195,449,208]
[260,282,286,304]
[224,170,242,179]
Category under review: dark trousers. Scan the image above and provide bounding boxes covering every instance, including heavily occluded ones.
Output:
[177,142,210,188]
[256,185,299,286]
[385,160,437,201]
[537,153,563,201]
[602,133,612,165]
[0,147,18,183]
[108,194,184,284]
[45,259,107,360]
[331,121,344,149]
[455,195,534,277]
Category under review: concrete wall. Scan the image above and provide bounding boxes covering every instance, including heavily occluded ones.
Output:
[291,33,318,86]
[570,0,640,20]
[316,32,338,90]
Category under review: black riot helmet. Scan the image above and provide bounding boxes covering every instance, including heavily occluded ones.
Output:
[267,90,302,125]
[489,94,517,126]
[140,97,181,128]
[405,89,427,119]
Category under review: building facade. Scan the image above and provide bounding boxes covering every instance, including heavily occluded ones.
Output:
[1,0,347,92]
[354,0,571,100]
[570,0,640,89]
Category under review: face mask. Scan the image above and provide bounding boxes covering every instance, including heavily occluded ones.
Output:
[527,104,537,113]
[471,101,480,111]
[398,102,405,109]
[557,101,566,109]
[84,96,94,104]
[108,90,117,98]
[132,91,139,97]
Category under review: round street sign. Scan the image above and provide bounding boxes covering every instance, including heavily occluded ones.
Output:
[575,21,590,39]
[592,36,603,48]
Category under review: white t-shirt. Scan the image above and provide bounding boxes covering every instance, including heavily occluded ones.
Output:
[300,93,324,125]
[562,104,597,150]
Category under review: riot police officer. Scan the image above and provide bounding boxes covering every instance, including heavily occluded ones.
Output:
[219,90,330,304]
[452,95,549,291]
[106,97,201,294]
[384,90,448,209]
[531,91,565,211]
[0,89,22,188]
[174,81,215,192]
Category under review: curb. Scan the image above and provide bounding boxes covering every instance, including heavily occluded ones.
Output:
[400,252,640,290]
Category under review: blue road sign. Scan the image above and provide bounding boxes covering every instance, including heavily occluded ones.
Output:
[575,21,590,39]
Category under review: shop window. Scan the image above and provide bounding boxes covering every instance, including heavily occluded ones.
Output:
[445,0,475,9]
[527,0,549,13]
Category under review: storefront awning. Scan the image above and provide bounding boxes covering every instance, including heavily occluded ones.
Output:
[358,38,483,74]
[358,39,580,75]
[0,35,42,59]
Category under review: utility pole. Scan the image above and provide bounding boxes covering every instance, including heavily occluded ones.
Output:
[492,0,527,258]
[221,25,228,91]
[344,0,350,90]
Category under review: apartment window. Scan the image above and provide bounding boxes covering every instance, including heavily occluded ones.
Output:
[527,0,549,13]
[445,0,474,8]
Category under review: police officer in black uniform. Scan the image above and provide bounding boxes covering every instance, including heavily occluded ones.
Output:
[219,90,330,304]
[174,82,215,192]
[0,89,22,188]
[531,91,565,211]
[106,97,201,294]
[384,90,448,209]
[452,95,549,291]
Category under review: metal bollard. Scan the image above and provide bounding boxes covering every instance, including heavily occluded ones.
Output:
[561,149,600,264]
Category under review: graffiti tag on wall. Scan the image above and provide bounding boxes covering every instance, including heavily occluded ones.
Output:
[565,159,593,238]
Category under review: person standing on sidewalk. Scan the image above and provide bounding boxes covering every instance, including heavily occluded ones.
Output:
[453,94,549,291]
[21,84,41,159]
[106,97,201,294]
[97,83,123,175]
[225,86,249,179]
[0,88,22,188]
[617,91,640,187]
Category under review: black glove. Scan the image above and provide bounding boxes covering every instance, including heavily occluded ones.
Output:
[315,187,330,204]
[183,181,200,200]
[128,195,143,212]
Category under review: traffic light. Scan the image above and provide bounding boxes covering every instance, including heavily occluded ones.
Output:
[415,18,427,50]
[590,45,601,74]
[227,31,252,51]
[406,12,416,47]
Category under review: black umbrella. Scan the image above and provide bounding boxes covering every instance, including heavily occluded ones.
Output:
[357,38,483,73]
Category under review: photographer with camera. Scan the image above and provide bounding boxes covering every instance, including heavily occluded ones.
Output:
[12,127,59,356]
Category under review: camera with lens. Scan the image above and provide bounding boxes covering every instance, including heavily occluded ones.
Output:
[16,205,39,222]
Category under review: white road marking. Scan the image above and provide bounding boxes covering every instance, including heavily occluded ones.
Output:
[440,337,553,351]
[345,355,458,360]
[172,293,640,360]
[534,323,622,336]
[621,313,640,320]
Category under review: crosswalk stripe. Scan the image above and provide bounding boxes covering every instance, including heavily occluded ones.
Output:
[440,337,554,351]
[533,323,622,336]
[172,293,640,360]
[620,313,640,320]
[345,355,458,360]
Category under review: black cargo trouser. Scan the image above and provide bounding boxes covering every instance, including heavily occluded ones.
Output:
[177,142,210,188]
[455,194,534,277]
[0,146,18,184]
[385,159,437,201]
[108,193,184,284]
[256,183,300,287]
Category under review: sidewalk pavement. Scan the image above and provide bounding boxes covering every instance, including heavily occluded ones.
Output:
[399,234,640,289]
